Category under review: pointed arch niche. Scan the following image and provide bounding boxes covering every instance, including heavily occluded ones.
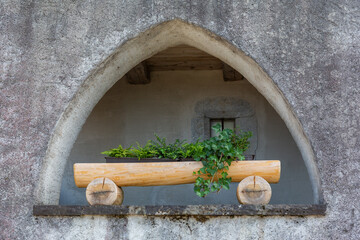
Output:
[36,20,323,206]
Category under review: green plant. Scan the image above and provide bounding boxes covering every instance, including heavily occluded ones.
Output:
[181,141,203,159]
[148,135,204,160]
[193,124,252,197]
[129,141,159,159]
[149,135,187,160]
[101,144,133,158]
[101,125,251,197]
[102,136,204,160]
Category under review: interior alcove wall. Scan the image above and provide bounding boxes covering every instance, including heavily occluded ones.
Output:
[60,68,314,205]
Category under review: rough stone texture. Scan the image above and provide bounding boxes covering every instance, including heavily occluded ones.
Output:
[33,204,327,217]
[0,0,359,239]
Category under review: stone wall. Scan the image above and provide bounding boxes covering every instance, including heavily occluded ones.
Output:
[1,1,359,239]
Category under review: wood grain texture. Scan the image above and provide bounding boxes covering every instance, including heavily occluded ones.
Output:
[236,176,272,205]
[146,59,223,71]
[128,45,246,80]
[74,160,280,188]
[86,178,124,205]
[145,45,222,71]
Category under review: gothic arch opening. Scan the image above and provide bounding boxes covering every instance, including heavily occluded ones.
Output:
[36,19,322,205]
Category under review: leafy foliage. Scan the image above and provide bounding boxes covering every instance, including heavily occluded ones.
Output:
[129,141,159,159]
[101,137,203,160]
[101,144,134,158]
[193,124,252,197]
[101,124,252,197]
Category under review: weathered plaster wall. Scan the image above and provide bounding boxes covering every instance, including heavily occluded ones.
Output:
[60,71,313,205]
[1,1,359,239]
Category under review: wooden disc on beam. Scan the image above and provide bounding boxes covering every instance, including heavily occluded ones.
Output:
[86,178,124,205]
[237,176,272,205]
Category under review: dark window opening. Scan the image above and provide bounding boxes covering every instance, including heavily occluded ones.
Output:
[210,118,235,137]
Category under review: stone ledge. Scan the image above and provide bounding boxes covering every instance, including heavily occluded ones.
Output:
[33,204,326,217]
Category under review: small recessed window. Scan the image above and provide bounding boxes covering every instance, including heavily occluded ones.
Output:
[210,118,235,137]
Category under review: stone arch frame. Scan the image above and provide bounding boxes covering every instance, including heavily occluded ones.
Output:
[36,19,323,205]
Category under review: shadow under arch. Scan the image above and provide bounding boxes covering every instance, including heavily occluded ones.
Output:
[36,19,323,204]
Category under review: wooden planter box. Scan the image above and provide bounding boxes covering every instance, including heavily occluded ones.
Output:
[74,159,280,188]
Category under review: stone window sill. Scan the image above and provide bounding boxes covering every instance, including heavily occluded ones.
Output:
[33,204,326,217]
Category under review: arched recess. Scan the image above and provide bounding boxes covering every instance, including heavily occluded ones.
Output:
[36,19,323,204]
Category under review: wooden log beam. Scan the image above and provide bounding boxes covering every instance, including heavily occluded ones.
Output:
[126,62,150,84]
[223,63,244,81]
[74,160,280,188]
[237,176,272,205]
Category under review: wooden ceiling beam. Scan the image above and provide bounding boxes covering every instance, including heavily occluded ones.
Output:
[223,63,244,82]
[126,62,150,84]
[125,46,246,82]
[146,59,223,71]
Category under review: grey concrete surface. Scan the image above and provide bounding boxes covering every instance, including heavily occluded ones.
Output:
[1,1,359,239]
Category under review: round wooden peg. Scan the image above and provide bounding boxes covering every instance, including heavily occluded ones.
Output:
[86,177,124,205]
[237,175,272,205]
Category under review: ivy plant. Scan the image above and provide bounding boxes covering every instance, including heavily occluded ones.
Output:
[192,124,252,197]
